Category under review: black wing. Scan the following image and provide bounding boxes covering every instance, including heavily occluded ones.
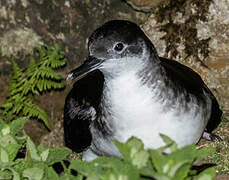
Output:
[64,70,104,153]
[160,57,222,133]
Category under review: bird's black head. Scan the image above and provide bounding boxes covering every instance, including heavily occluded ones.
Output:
[67,20,158,81]
[88,20,152,60]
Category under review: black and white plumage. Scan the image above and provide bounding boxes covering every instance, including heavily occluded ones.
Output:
[64,20,222,161]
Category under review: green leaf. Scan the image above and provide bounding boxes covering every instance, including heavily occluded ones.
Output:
[7,168,20,180]
[171,162,191,180]
[114,140,131,162]
[0,168,20,180]
[0,134,17,147]
[0,147,9,163]
[132,150,149,169]
[152,173,171,180]
[0,170,12,180]
[195,167,216,180]
[139,160,155,177]
[5,144,22,162]
[101,172,129,180]
[40,149,49,162]
[1,125,10,135]
[9,117,27,136]
[160,134,178,152]
[26,136,41,161]
[45,167,59,180]
[69,159,104,177]
[94,157,140,180]
[167,144,197,163]
[44,147,71,165]
[60,174,80,180]
[23,167,44,180]
[114,136,146,165]
[0,120,6,130]
[149,149,168,173]
[12,158,31,175]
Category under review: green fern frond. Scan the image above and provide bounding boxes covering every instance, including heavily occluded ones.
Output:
[0,102,13,112]
[26,56,36,76]
[5,96,26,114]
[37,45,66,69]
[22,80,34,95]
[36,79,64,92]
[50,57,66,68]
[0,44,66,129]
[23,99,50,129]
[11,61,23,80]
[12,102,24,114]
[35,67,62,80]
[8,61,25,97]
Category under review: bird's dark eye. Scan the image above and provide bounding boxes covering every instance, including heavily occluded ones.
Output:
[114,43,124,51]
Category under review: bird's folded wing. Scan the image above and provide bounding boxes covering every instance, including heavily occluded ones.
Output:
[64,70,104,152]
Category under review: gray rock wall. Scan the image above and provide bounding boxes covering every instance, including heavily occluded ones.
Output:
[0,0,146,73]
[141,0,229,111]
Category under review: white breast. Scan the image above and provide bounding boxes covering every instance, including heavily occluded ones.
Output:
[103,71,208,150]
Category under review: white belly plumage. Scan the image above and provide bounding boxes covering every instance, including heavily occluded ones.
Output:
[103,72,208,150]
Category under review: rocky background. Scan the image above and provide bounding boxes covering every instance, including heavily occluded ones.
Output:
[0,0,228,178]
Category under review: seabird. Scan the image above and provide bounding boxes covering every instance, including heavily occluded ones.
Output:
[64,20,222,161]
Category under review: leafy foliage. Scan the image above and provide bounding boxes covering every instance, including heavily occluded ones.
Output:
[0,117,216,180]
[0,118,71,180]
[0,45,66,129]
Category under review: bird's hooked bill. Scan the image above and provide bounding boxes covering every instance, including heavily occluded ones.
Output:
[66,56,102,82]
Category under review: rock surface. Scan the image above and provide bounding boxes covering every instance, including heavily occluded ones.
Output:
[0,0,147,74]
[141,0,229,112]
[125,0,167,12]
